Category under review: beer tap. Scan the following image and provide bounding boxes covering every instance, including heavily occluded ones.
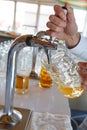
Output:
[0,31,57,127]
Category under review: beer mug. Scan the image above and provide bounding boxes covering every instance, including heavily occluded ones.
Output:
[42,43,84,98]
[15,47,32,94]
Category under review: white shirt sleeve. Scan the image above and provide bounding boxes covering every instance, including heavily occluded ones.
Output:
[67,34,87,61]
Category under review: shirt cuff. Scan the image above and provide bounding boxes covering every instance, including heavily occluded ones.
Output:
[67,34,87,61]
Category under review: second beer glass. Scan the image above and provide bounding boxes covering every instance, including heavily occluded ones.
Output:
[39,49,52,88]
[16,47,32,94]
[39,66,52,88]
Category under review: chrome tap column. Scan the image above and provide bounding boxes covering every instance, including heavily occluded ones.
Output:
[0,32,57,126]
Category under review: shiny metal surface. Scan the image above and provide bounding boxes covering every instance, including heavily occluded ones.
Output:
[0,109,22,126]
[29,47,39,79]
[0,106,32,130]
[36,31,58,64]
[0,31,57,127]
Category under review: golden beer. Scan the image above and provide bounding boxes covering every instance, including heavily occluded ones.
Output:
[15,74,29,94]
[58,86,84,99]
[39,66,52,88]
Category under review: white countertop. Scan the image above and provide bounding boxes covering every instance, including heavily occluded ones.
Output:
[0,77,71,116]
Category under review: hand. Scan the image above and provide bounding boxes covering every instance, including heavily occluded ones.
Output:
[78,62,87,90]
[46,3,80,48]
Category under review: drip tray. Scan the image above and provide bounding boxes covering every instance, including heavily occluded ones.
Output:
[0,105,32,130]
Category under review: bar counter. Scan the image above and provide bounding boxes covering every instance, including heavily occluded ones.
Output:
[0,77,70,116]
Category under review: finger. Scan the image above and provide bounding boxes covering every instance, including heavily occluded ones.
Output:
[81,85,87,90]
[49,15,66,27]
[45,30,65,40]
[78,69,87,79]
[54,5,66,21]
[63,3,76,25]
[45,30,56,37]
[45,30,59,37]
[47,21,64,32]
[65,3,74,17]
[78,62,87,69]
[81,82,87,90]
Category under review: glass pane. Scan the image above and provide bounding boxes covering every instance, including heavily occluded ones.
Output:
[16,2,38,34]
[74,9,87,32]
[21,26,35,35]
[38,15,49,31]
[37,5,54,32]
[0,1,14,31]
[40,5,54,14]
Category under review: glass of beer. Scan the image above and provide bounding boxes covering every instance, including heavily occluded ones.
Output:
[39,66,52,88]
[16,72,30,94]
[38,48,52,88]
[42,43,84,98]
[15,47,32,94]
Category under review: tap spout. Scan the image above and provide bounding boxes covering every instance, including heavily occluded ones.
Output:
[12,34,57,49]
[28,36,57,49]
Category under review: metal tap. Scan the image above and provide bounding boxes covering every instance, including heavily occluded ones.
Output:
[0,31,57,126]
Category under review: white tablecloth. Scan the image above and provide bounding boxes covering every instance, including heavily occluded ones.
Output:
[29,112,73,130]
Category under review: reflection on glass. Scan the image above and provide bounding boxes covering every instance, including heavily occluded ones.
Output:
[0,40,12,76]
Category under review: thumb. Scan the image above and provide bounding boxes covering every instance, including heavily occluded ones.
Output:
[78,62,87,69]
[64,3,75,21]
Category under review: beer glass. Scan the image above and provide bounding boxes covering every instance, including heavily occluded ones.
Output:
[39,66,52,88]
[16,47,32,94]
[42,43,84,98]
[39,49,52,88]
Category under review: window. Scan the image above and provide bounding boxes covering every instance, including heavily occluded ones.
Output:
[16,2,38,34]
[74,9,87,32]
[37,5,54,32]
[0,0,55,34]
[0,1,14,31]
[0,0,87,35]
